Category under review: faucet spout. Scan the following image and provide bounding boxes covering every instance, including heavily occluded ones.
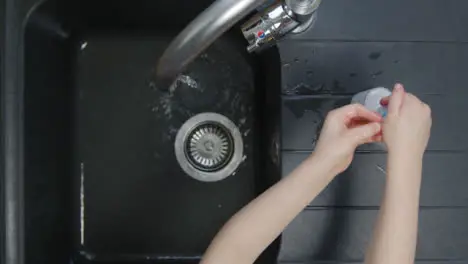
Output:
[156,0,269,82]
[156,0,321,84]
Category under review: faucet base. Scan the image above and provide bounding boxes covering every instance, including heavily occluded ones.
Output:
[292,11,318,34]
[241,2,300,53]
[241,0,321,53]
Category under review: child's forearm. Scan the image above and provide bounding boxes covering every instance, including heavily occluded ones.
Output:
[201,154,336,264]
[201,103,385,264]
[365,152,423,264]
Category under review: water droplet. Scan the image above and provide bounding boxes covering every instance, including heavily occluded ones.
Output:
[177,75,198,89]
[306,70,314,77]
[371,71,383,78]
[80,42,88,50]
[239,117,247,126]
[376,165,387,175]
[149,81,156,90]
[368,51,382,60]
[312,83,325,92]
[294,58,300,63]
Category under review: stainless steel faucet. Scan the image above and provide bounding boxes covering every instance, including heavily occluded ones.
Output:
[156,0,321,82]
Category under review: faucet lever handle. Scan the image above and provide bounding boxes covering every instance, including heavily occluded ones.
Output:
[241,2,300,53]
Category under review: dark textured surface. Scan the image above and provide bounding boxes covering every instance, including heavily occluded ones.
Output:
[278,209,468,262]
[282,263,468,264]
[289,0,468,42]
[16,0,468,263]
[280,42,468,96]
[282,95,466,151]
[283,152,468,207]
[74,34,271,257]
[21,0,282,263]
[278,0,468,263]
[24,22,73,264]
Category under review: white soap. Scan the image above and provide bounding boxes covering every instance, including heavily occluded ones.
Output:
[352,87,391,117]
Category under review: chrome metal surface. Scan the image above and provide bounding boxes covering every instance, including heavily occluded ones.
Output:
[291,10,318,34]
[156,0,269,82]
[157,0,321,80]
[285,0,322,22]
[175,113,243,182]
[241,2,300,53]
[186,123,233,172]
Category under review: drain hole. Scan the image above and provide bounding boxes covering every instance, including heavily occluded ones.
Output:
[175,113,244,182]
[185,122,234,172]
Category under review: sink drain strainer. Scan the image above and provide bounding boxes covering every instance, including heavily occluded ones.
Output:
[186,123,233,172]
[175,113,243,182]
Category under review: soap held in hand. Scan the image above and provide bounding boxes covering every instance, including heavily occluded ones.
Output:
[352,87,391,118]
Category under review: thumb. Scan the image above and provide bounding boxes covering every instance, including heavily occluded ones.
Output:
[388,83,405,116]
[347,122,381,145]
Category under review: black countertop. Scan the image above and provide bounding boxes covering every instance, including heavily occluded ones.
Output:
[277,0,468,263]
[2,0,468,263]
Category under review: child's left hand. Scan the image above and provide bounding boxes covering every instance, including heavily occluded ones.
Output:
[313,104,383,175]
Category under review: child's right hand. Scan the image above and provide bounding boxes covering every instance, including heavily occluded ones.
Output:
[381,84,432,158]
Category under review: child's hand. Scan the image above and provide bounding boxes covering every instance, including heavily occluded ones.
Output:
[313,104,383,175]
[381,84,432,158]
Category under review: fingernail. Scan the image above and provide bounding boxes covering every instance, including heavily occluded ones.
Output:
[394,83,404,92]
[373,122,381,132]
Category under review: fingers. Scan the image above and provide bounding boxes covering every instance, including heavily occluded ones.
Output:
[332,104,382,124]
[406,92,426,106]
[388,83,405,115]
[380,96,389,106]
[369,130,383,143]
[370,134,383,143]
[347,122,382,145]
[348,118,372,129]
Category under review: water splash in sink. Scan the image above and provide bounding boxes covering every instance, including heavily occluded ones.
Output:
[150,74,200,119]
[176,75,198,89]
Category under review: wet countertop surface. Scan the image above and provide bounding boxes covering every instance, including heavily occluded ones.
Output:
[277,0,468,263]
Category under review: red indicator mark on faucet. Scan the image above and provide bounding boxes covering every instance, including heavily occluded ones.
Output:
[257,31,265,39]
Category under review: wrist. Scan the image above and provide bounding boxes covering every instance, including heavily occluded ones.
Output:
[306,153,339,179]
[388,149,424,163]
[387,151,423,185]
[387,143,425,160]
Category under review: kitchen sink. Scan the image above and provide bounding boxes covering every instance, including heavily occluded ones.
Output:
[22,0,281,263]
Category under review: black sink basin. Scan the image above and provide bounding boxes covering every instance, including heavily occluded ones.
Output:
[21,1,281,263]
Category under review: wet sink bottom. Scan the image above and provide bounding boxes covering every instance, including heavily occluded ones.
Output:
[24,25,281,263]
[74,34,264,260]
